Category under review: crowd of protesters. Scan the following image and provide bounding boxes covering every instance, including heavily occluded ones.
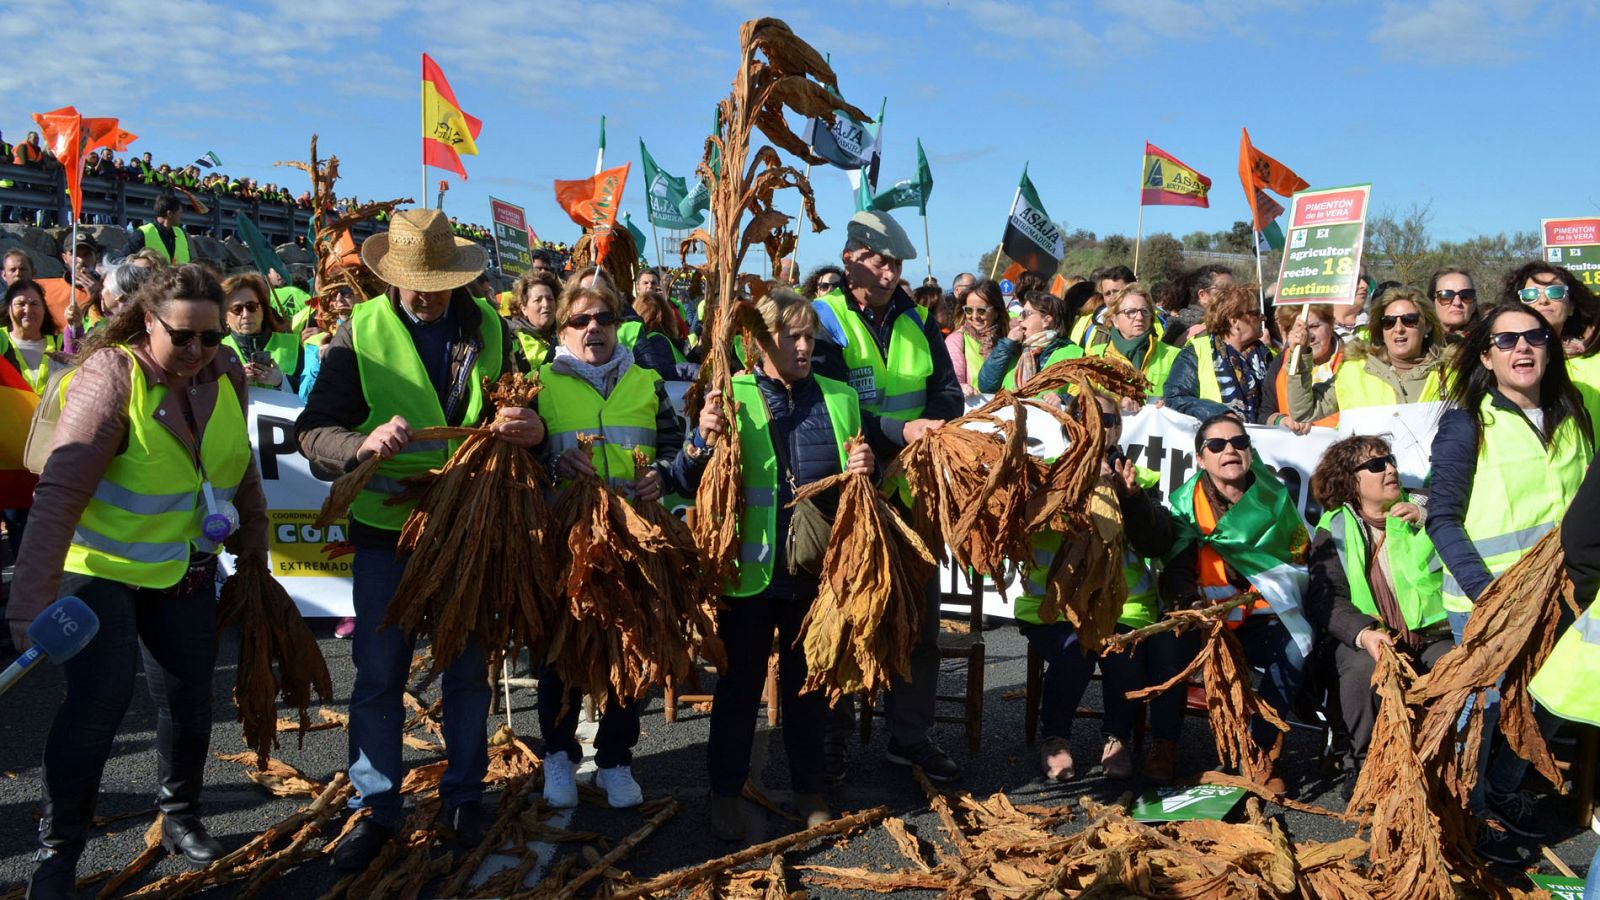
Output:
[2,195,1600,896]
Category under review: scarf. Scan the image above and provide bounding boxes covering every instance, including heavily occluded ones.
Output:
[1212,338,1272,422]
[551,343,635,399]
[1356,509,1416,652]
[1109,330,1150,367]
[1014,329,1060,390]
[961,318,1000,358]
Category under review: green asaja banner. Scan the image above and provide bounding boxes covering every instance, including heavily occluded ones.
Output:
[640,140,703,230]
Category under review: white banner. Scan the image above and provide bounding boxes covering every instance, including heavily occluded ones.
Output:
[1336,400,1444,490]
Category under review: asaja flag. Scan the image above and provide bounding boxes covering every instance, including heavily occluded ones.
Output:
[1001,165,1065,278]
[1141,142,1210,208]
[622,212,651,263]
[869,137,933,215]
[1238,128,1306,230]
[555,162,630,264]
[639,140,703,230]
[804,105,875,171]
[421,53,482,179]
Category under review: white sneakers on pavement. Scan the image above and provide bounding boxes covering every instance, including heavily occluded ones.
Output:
[543,751,578,809]
[595,765,643,808]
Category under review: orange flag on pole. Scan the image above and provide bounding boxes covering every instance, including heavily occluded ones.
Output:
[554,163,630,264]
[1238,128,1307,230]
[32,107,137,224]
[421,53,482,179]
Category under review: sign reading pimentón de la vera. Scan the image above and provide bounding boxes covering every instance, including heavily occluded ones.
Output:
[1275,184,1372,306]
[1542,217,1600,289]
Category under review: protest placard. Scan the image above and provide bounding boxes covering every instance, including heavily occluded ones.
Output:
[1275,184,1372,305]
[489,196,534,277]
[1542,216,1600,288]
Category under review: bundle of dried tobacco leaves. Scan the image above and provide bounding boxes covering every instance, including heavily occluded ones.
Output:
[383,373,559,673]
[217,555,333,768]
[793,454,937,701]
[1033,480,1127,652]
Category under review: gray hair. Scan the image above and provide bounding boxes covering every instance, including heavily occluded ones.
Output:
[103,262,156,301]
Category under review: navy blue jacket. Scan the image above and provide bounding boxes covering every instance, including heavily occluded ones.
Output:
[1161,343,1231,421]
[686,371,847,598]
[975,336,1076,393]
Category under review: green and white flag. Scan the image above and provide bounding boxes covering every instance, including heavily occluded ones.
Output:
[1000,164,1065,278]
[869,138,933,215]
[622,212,651,264]
[639,139,704,230]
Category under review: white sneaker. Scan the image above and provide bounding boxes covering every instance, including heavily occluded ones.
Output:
[542,751,578,809]
[594,765,643,808]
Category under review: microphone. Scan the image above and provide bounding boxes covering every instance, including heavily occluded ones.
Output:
[0,597,100,698]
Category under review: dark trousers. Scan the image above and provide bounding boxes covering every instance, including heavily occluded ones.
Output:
[707,590,826,797]
[537,667,640,769]
[1148,614,1305,749]
[1021,621,1144,743]
[825,572,942,747]
[39,570,218,855]
[1333,628,1453,771]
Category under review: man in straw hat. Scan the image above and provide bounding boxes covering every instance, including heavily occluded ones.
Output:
[296,208,543,870]
[810,210,966,785]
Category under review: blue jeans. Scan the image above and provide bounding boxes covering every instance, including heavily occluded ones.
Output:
[347,547,490,828]
[1150,615,1305,750]
[1586,842,1600,898]
[1021,621,1144,743]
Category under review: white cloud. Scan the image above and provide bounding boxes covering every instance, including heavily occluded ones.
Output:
[1368,0,1583,66]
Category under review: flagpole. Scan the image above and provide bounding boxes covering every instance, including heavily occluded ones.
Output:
[649,218,662,269]
[1134,203,1145,279]
[595,115,605,177]
[990,181,1023,280]
[1253,228,1266,308]
[420,54,427,210]
[792,162,811,277]
[922,211,932,279]
[65,210,79,354]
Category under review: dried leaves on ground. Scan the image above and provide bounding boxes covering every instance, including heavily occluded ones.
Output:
[385,374,559,674]
[794,456,936,702]
[217,555,333,768]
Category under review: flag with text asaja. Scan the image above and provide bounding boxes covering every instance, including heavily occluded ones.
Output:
[1141,142,1210,207]
[33,107,136,223]
[554,162,630,263]
[1001,164,1065,278]
[1238,128,1306,230]
[639,139,703,230]
[421,53,482,179]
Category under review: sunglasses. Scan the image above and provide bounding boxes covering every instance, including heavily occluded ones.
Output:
[1379,312,1421,330]
[1433,288,1476,305]
[1355,454,1396,475]
[151,312,225,348]
[962,306,992,316]
[1489,328,1553,351]
[1100,412,1120,428]
[1519,284,1568,303]
[564,311,618,330]
[1200,434,1251,454]
[228,301,261,314]
[817,279,843,290]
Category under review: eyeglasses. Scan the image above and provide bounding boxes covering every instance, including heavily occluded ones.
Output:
[1519,284,1569,304]
[1100,412,1120,428]
[1379,312,1421,330]
[1489,328,1553,351]
[816,279,843,290]
[1200,434,1251,454]
[1433,289,1476,305]
[150,312,225,348]
[228,301,261,314]
[962,306,992,317]
[1355,454,1396,475]
[1117,307,1152,319]
[564,311,618,330]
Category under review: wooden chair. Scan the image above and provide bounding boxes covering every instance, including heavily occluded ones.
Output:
[862,568,988,754]
[1023,639,1156,749]
[663,652,780,725]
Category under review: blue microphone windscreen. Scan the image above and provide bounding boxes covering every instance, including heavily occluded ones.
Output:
[25,596,100,663]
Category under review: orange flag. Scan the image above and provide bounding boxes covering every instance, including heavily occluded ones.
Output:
[421,53,482,179]
[33,107,136,224]
[554,163,630,264]
[1238,128,1307,230]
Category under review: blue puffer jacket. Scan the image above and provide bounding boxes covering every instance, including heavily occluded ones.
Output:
[1161,343,1231,420]
[688,371,847,598]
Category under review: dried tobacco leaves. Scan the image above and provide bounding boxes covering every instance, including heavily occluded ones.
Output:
[384,374,559,674]
[217,555,333,768]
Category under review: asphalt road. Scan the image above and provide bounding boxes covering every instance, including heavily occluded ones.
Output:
[0,619,1594,897]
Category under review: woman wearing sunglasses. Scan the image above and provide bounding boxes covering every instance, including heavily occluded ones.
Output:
[1304,436,1450,799]
[1427,302,1597,852]
[1427,266,1480,344]
[1287,288,1446,422]
[535,278,697,812]
[1084,283,1179,405]
[976,289,1083,397]
[220,272,301,392]
[1163,284,1273,423]
[943,279,1007,396]
[1505,262,1600,388]
[7,265,270,894]
[1148,413,1311,792]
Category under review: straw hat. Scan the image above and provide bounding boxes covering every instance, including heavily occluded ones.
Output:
[360,208,487,292]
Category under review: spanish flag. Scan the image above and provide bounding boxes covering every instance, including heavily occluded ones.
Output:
[554,163,631,264]
[421,53,481,179]
[1140,142,1210,208]
[0,353,40,508]
[1238,128,1307,230]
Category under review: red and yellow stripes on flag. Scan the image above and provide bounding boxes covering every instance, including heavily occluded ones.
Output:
[421,53,482,179]
[1238,128,1307,230]
[1140,142,1211,208]
[0,353,40,508]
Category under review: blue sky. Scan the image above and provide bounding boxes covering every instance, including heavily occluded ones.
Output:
[4,0,1596,281]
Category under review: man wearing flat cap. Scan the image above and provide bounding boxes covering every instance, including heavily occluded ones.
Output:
[811,209,965,785]
[296,208,544,870]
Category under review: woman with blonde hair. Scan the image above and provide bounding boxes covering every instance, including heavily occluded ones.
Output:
[1287,288,1447,421]
[1084,283,1180,404]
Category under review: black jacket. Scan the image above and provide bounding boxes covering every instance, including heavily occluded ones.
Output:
[1564,456,1600,605]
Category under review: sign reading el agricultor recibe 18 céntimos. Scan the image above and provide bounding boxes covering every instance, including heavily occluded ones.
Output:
[489,197,535,277]
[1542,217,1600,288]
[1274,184,1372,306]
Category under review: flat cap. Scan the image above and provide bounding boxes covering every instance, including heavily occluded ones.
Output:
[846,209,917,261]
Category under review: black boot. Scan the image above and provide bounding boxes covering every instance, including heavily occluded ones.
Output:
[156,753,221,866]
[160,814,224,866]
[27,798,87,900]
